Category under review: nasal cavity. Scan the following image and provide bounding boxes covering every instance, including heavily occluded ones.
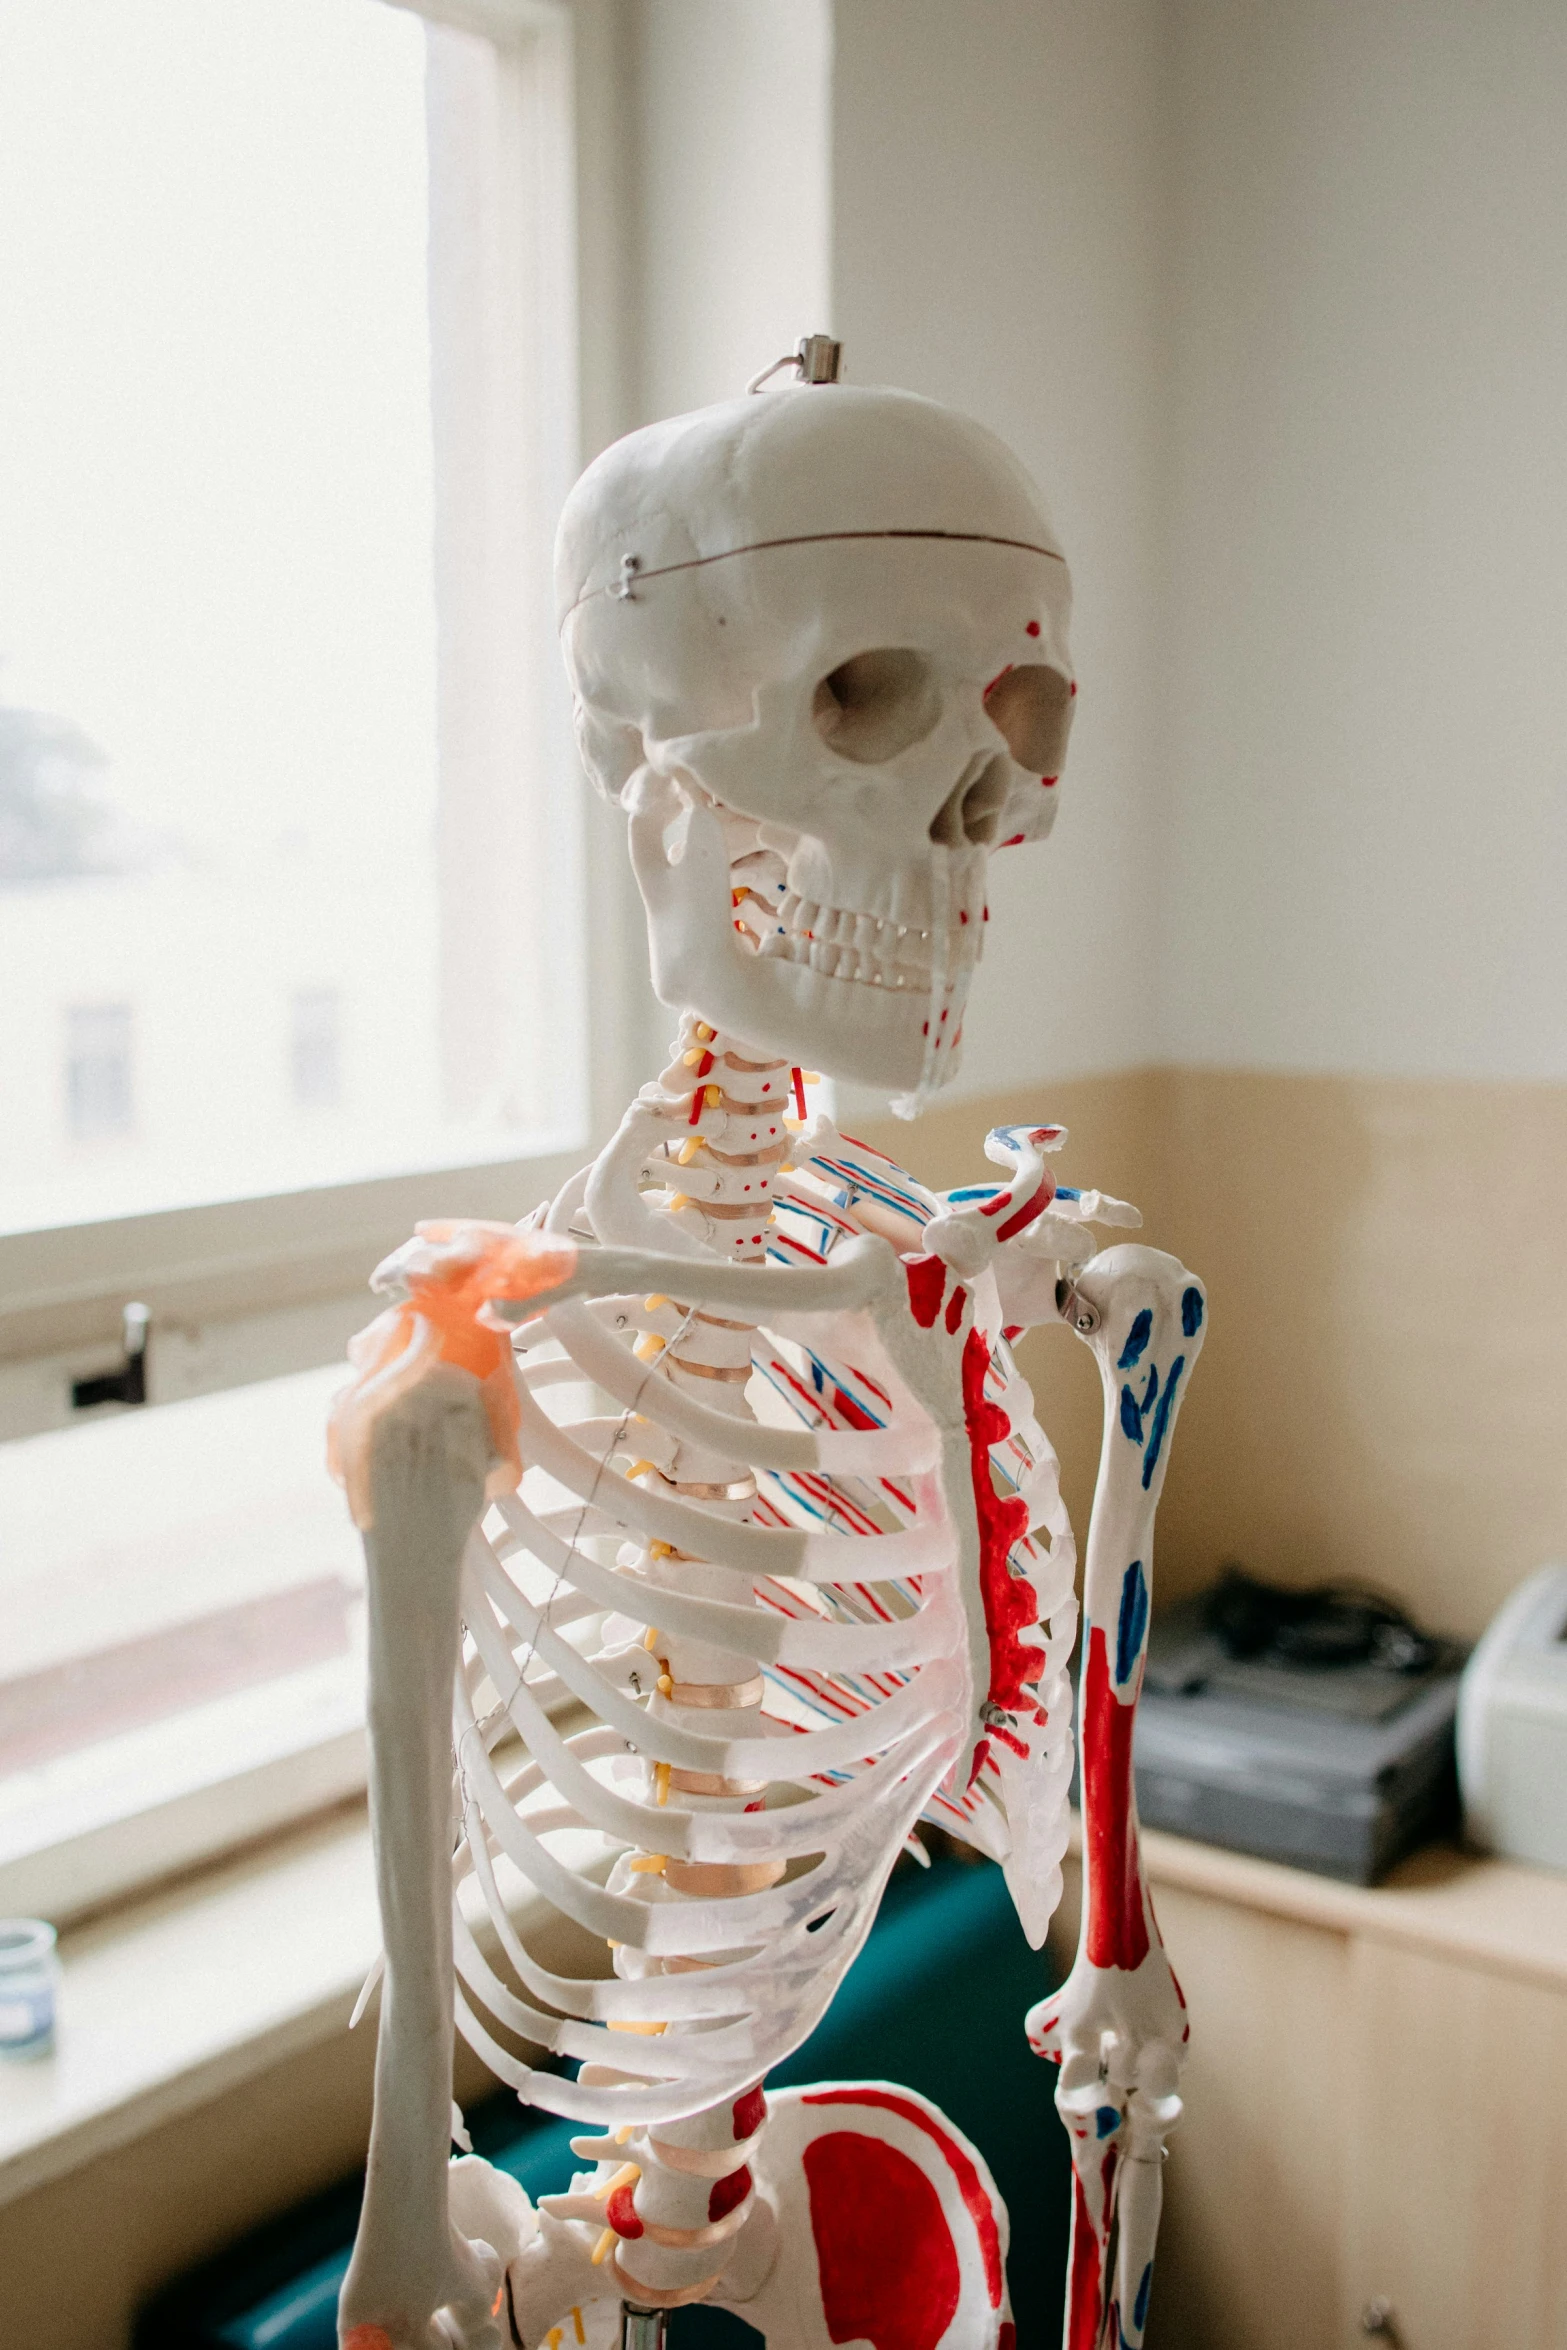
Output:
[929,754,1010,848]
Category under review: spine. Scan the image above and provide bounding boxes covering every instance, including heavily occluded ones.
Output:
[597,1012,796,2308]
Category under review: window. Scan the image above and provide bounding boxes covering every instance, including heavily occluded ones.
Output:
[0,0,617,1917]
[0,0,586,1258]
[65,1006,135,1143]
[291,990,345,1113]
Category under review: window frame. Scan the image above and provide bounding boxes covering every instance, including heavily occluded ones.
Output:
[0,0,662,1916]
[0,0,659,1443]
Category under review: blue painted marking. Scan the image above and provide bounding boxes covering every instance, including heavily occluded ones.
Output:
[1054,1185,1081,1199]
[1120,1363,1159,1443]
[1117,1308,1153,1370]
[1181,1284,1204,1337]
[1116,1561,1148,1684]
[1133,2261,1152,2331]
[1095,2104,1120,2139]
[946,1184,1002,1202]
[1141,1353,1185,1488]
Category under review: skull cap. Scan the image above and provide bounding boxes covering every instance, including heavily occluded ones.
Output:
[556,383,1065,623]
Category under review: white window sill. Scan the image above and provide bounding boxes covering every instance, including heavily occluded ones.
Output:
[0,1789,604,2218]
[0,1363,370,1922]
[0,1802,383,2211]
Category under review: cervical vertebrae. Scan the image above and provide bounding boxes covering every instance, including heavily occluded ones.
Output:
[332,370,1206,2350]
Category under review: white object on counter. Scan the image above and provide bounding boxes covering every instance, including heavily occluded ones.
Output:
[0,1919,58,2059]
[1458,1563,1567,1869]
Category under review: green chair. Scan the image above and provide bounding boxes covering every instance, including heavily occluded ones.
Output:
[136,1852,1067,2350]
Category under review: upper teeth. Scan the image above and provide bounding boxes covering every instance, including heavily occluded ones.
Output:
[736,884,973,991]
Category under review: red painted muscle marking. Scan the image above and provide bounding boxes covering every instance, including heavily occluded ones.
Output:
[733,2086,766,2138]
[944,1282,967,1334]
[764,1354,833,1424]
[833,1385,879,1429]
[708,2164,752,2222]
[802,2087,1002,2308]
[995,1171,1055,1242]
[1082,1625,1150,1970]
[771,1230,828,1263]
[804,2133,960,2350]
[904,1254,947,1329]
[961,1328,1042,1721]
[1066,2169,1104,2350]
[606,2183,643,2238]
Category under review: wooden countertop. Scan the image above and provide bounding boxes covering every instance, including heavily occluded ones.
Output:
[1063,1817,1567,1993]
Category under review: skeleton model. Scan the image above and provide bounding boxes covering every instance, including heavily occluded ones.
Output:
[329,348,1206,2350]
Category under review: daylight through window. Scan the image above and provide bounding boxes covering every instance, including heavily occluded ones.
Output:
[0,0,584,1241]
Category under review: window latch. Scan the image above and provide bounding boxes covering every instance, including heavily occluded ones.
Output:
[71,1302,151,1411]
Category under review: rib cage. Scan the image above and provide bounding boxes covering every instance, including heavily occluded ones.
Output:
[443,1111,1082,2134]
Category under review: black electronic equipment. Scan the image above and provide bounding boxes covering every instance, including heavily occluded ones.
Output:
[1125,1574,1465,1884]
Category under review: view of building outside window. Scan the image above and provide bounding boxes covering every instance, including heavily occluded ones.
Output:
[0,0,583,1895]
[290,988,346,1113]
[0,0,580,1241]
[65,1005,135,1142]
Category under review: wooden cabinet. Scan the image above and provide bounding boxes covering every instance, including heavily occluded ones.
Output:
[1049,1831,1567,2349]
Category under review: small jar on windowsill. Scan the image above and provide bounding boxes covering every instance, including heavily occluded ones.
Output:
[0,1919,59,2060]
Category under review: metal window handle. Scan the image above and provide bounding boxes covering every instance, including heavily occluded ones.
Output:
[1361,2300,1403,2342]
[71,1301,150,1411]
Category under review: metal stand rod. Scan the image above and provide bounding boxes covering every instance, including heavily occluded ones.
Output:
[619,2302,668,2350]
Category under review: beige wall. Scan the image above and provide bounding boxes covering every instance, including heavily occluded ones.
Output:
[861,1068,1567,1641]
[831,0,1171,1097]
[1160,0,1567,1085]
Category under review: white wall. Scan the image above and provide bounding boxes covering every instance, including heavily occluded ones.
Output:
[626,0,1567,1096]
[631,0,832,422]
[628,0,1168,1102]
[1159,0,1567,1080]
[831,0,1171,1098]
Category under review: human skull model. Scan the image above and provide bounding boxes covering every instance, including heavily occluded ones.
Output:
[557,383,1076,1096]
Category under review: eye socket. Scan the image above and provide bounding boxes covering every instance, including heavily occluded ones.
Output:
[983,663,1072,774]
[811,647,941,765]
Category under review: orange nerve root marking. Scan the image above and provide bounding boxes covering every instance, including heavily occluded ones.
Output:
[327,1221,578,1529]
